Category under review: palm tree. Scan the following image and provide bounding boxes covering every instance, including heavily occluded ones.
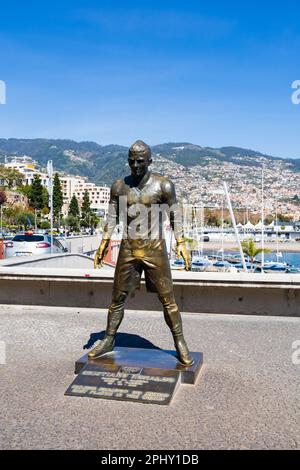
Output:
[184,236,198,251]
[241,238,271,272]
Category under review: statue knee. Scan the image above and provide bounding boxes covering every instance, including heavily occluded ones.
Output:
[112,290,128,305]
[158,292,176,308]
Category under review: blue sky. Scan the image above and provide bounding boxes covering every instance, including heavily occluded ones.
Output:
[0,0,300,157]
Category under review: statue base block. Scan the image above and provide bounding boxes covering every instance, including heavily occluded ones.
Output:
[75,347,203,385]
[65,348,203,405]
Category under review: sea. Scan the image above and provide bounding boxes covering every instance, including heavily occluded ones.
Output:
[203,250,300,268]
[258,252,300,268]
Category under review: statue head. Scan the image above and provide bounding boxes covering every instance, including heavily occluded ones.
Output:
[128,140,152,178]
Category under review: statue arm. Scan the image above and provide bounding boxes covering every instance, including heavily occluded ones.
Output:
[94,181,120,268]
[161,179,184,240]
[102,181,120,240]
[161,179,190,270]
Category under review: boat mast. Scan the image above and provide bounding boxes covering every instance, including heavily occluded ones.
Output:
[223,182,247,272]
[221,198,224,261]
[261,166,264,272]
[200,203,204,257]
[275,197,281,261]
[192,205,201,257]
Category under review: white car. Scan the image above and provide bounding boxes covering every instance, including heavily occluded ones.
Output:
[5,232,67,258]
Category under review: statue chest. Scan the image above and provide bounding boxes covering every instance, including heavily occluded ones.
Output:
[123,184,162,207]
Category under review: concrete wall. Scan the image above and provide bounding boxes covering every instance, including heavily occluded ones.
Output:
[0,267,299,316]
[0,253,95,269]
[64,235,101,254]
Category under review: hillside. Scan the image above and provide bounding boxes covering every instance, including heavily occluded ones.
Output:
[0,139,128,184]
[0,138,298,186]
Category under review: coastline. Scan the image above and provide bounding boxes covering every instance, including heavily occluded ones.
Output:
[201,241,300,253]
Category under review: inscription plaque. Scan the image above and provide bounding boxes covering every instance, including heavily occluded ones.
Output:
[65,362,181,405]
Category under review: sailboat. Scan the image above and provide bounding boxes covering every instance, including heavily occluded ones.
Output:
[263,198,288,272]
[191,204,212,270]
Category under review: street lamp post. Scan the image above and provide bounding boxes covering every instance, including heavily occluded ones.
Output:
[47,160,53,254]
[261,167,265,273]
[0,204,3,235]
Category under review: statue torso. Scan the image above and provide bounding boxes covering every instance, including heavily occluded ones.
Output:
[113,172,170,240]
[117,173,166,205]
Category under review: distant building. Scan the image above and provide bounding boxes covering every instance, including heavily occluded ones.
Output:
[60,176,110,216]
[3,156,49,187]
[273,221,294,232]
[3,156,110,216]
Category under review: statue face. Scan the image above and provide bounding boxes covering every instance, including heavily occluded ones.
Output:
[128,153,152,177]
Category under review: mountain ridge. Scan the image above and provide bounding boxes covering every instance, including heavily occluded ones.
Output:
[0,138,299,185]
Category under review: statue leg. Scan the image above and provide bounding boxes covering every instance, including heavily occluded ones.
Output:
[89,242,139,359]
[88,290,128,358]
[158,292,194,366]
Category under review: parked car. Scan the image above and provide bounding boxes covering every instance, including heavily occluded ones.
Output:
[5,232,68,258]
[0,230,15,240]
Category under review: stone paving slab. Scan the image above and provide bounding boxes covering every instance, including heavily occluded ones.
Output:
[0,305,299,450]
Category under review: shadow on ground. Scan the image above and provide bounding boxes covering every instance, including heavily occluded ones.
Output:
[83,331,161,351]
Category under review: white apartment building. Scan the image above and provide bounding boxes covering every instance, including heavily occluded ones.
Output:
[59,176,110,216]
[3,156,110,216]
[3,156,49,187]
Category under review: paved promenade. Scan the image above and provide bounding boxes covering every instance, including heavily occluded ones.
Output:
[0,305,299,450]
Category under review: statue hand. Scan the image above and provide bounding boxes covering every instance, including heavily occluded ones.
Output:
[176,238,191,271]
[94,239,110,269]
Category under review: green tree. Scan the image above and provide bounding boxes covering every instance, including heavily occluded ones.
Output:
[29,174,44,210]
[65,214,80,231]
[3,206,16,226]
[90,212,100,229]
[17,210,35,230]
[184,236,198,251]
[53,173,64,220]
[68,194,80,218]
[81,190,92,226]
[18,184,32,199]
[41,206,50,216]
[207,215,221,227]
[241,238,271,272]
[0,166,23,189]
[42,186,49,210]
[264,215,274,225]
[40,220,51,230]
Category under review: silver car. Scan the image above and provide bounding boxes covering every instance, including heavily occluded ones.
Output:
[5,233,67,258]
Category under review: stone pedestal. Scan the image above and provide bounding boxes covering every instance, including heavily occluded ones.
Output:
[65,347,203,405]
[75,347,203,385]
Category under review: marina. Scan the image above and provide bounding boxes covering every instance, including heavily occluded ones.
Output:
[186,248,300,273]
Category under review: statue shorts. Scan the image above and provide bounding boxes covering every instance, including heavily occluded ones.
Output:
[112,238,174,297]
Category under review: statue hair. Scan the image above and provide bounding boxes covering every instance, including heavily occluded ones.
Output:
[128,140,151,159]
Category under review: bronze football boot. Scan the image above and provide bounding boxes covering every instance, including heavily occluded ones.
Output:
[88,335,115,359]
[174,335,194,366]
